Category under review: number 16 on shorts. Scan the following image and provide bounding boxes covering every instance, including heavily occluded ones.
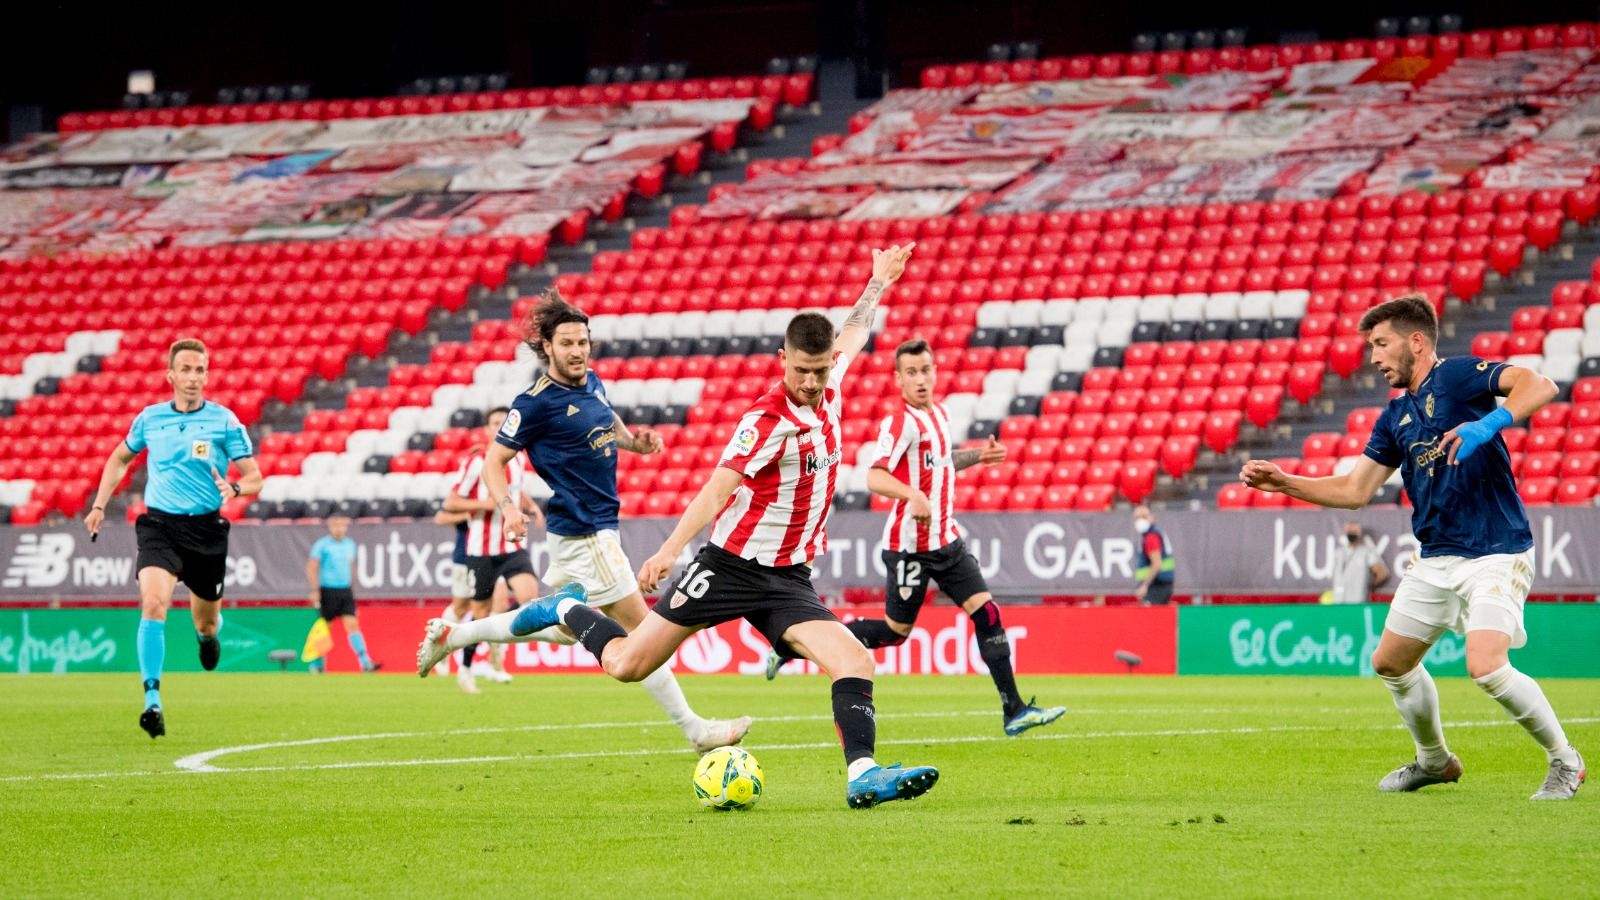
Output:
[669,560,714,609]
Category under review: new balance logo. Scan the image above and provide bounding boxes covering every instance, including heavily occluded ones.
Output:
[1399,414,1412,426]
[3,533,74,588]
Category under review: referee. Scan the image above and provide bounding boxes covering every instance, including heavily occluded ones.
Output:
[307,513,380,673]
[84,338,262,738]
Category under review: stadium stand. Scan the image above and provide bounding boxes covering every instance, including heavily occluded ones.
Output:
[4,22,1600,525]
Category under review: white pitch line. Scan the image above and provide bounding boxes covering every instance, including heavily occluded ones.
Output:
[2,716,1593,785]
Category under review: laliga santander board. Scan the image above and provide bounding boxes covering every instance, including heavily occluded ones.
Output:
[336,604,1177,675]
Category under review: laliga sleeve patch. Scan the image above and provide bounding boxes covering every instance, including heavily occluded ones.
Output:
[876,429,895,455]
[500,409,522,437]
[731,423,759,456]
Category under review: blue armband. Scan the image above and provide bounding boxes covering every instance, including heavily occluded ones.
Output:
[1453,407,1513,462]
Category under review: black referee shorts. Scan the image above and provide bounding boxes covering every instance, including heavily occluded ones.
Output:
[135,510,230,602]
[317,587,357,620]
[651,544,838,654]
[883,538,990,623]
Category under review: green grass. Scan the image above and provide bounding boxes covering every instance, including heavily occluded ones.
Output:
[3,673,1596,899]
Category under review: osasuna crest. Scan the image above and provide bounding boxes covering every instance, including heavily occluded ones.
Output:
[1424,394,1435,418]
[898,586,914,600]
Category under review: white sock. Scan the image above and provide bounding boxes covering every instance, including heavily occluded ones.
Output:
[847,757,878,781]
[641,665,702,736]
[556,597,581,617]
[1380,664,1451,770]
[446,609,517,649]
[1474,663,1578,766]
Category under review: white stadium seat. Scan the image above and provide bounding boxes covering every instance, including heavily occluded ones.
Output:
[1073,297,1109,325]
[1105,296,1142,322]
[1006,299,1044,328]
[1206,292,1242,320]
[1095,318,1135,348]
[1239,291,1275,320]
[1024,344,1064,374]
[1060,344,1096,373]
[1272,289,1310,320]
[1039,298,1075,327]
[976,301,1010,329]
[1170,294,1207,322]
[1136,295,1174,322]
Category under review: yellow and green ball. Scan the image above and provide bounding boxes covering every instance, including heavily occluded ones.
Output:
[693,746,763,810]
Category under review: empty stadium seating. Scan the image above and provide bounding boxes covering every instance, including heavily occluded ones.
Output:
[6,25,1600,525]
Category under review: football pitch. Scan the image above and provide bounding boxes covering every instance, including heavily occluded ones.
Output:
[4,673,1595,899]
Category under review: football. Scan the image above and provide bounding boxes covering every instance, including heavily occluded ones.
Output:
[693,746,764,810]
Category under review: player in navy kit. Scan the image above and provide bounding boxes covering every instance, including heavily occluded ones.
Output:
[83,338,262,738]
[418,290,750,753]
[1242,295,1584,800]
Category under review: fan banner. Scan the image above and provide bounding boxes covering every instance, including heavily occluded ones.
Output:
[840,189,969,220]
[970,77,1154,111]
[3,509,1596,601]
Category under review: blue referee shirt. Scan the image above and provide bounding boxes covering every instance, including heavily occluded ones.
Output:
[124,401,253,516]
[1362,356,1533,559]
[310,535,357,589]
[495,370,621,537]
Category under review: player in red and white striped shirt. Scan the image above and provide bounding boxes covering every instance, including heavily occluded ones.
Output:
[769,337,1065,737]
[442,406,543,689]
[508,246,943,807]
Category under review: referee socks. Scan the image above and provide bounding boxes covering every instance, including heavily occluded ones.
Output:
[137,617,165,708]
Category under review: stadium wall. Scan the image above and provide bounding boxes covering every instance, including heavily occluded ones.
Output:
[3,509,1600,601]
[5,603,1597,677]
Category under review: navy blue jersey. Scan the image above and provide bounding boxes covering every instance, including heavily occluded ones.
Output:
[125,401,253,515]
[1363,356,1532,559]
[496,370,620,537]
[452,522,468,564]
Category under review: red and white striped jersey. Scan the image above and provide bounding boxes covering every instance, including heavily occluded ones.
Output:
[451,448,530,557]
[872,401,960,552]
[709,352,851,567]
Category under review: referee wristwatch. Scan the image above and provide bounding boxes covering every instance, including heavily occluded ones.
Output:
[228,481,242,498]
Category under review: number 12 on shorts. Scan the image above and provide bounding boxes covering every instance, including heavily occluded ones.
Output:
[896,559,922,588]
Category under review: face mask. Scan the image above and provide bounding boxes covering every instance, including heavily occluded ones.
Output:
[1346,534,1361,544]
[1135,519,1151,534]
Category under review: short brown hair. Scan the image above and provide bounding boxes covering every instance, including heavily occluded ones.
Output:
[894,338,933,368]
[784,312,834,355]
[522,288,589,364]
[1358,294,1437,345]
[168,338,207,368]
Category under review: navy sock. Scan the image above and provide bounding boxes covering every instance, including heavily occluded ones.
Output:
[460,644,477,669]
[972,602,1025,718]
[847,618,907,649]
[560,603,627,662]
[831,677,877,766]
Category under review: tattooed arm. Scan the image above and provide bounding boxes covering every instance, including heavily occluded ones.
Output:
[953,436,1007,471]
[834,244,914,360]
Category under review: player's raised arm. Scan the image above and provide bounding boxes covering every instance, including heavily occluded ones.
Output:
[1439,364,1559,466]
[637,466,744,592]
[1240,455,1395,510]
[835,243,914,360]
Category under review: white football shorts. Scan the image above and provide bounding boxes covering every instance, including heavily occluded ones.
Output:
[451,562,474,602]
[1384,549,1534,648]
[542,530,639,608]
